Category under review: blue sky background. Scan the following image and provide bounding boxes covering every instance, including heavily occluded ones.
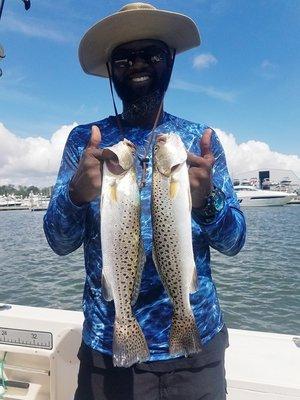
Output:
[0,0,299,156]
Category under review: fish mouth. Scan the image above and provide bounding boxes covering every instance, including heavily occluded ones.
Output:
[124,139,136,153]
[104,139,136,172]
[153,135,167,153]
[106,160,125,175]
[156,135,167,144]
[171,163,182,173]
[154,134,187,176]
[102,149,125,175]
[102,148,119,163]
[157,162,184,177]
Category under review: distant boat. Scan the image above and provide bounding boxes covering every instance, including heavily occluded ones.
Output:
[234,185,296,207]
[289,197,300,205]
[0,196,22,207]
[29,199,50,211]
[0,194,50,211]
[0,195,27,211]
[280,176,292,186]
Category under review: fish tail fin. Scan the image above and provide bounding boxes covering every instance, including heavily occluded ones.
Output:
[113,316,149,367]
[169,311,202,357]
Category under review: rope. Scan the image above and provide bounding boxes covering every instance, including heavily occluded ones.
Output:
[0,352,7,399]
[137,99,163,188]
[105,48,177,189]
[106,60,164,188]
[137,48,176,189]
[106,62,124,138]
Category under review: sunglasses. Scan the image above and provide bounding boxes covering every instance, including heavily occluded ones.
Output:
[111,46,169,69]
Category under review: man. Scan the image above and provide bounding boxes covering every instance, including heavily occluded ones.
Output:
[44,3,246,399]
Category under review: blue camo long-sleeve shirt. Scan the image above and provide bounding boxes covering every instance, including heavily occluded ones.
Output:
[43,112,246,362]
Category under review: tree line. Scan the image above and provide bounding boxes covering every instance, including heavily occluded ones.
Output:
[0,185,53,197]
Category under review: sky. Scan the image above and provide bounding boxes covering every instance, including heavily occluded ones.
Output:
[0,0,300,186]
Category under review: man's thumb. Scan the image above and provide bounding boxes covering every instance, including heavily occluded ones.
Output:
[199,128,213,158]
[88,125,101,148]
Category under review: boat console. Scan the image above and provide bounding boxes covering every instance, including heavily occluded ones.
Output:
[0,304,83,400]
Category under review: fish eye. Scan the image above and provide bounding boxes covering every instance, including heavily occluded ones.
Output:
[124,140,136,152]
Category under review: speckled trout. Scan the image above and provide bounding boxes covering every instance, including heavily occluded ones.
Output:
[152,133,202,357]
[100,139,149,367]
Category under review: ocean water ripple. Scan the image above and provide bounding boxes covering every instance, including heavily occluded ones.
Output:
[0,207,299,335]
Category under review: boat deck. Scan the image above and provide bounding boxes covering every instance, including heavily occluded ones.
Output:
[0,304,299,399]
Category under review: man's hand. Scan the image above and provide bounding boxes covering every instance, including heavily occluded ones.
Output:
[187,128,215,209]
[69,125,105,206]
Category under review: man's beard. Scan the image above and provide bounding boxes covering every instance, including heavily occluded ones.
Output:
[112,68,171,122]
[120,89,164,123]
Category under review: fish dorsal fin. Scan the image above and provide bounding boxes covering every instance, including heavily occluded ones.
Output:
[190,266,198,293]
[169,177,180,199]
[131,239,146,306]
[101,267,113,301]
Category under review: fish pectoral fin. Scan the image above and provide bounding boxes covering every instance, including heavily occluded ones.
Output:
[109,181,117,202]
[169,177,180,199]
[101,268,113,301]
[190,266,198,293]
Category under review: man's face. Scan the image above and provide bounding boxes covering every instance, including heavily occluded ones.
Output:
[110,39,172,102]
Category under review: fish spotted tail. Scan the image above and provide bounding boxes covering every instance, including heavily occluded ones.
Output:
[113,316,149,367]
[169,312,202,357]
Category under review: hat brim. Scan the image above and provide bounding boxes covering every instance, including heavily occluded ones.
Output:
[79,9,201,78]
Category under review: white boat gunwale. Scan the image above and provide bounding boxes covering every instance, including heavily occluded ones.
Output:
[0,304,299,399]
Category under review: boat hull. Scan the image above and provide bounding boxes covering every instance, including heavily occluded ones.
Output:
[234,185,295,207]
[238,196,293,207]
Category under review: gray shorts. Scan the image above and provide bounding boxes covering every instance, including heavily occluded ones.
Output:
[74,356,227,400]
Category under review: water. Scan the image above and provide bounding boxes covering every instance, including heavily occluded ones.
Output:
[0,207,299,335]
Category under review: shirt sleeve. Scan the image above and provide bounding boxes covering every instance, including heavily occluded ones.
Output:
[43,126,88,256]
[191,129,246,256]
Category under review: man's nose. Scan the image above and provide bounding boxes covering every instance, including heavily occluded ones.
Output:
[131,56,149,68]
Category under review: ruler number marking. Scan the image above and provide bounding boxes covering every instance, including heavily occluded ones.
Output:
[0,327,52,349]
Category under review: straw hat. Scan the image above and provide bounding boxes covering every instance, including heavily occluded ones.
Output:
[79,2,200,78]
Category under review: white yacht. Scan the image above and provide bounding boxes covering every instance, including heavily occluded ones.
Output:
[234,185,296,207]
[0,194,50,212]
[0,196,27,211]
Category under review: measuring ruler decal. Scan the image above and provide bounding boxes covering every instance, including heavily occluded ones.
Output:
[0,327,53,350]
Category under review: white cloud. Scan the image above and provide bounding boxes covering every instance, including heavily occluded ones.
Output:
[0,123,299,188]
[0,122,77,186]
[171,78,236,102]
[214,127,300,179]
[2,14,75,43]
[258,59,278,79]
[261,60,275,69]
[193,53,218,70]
